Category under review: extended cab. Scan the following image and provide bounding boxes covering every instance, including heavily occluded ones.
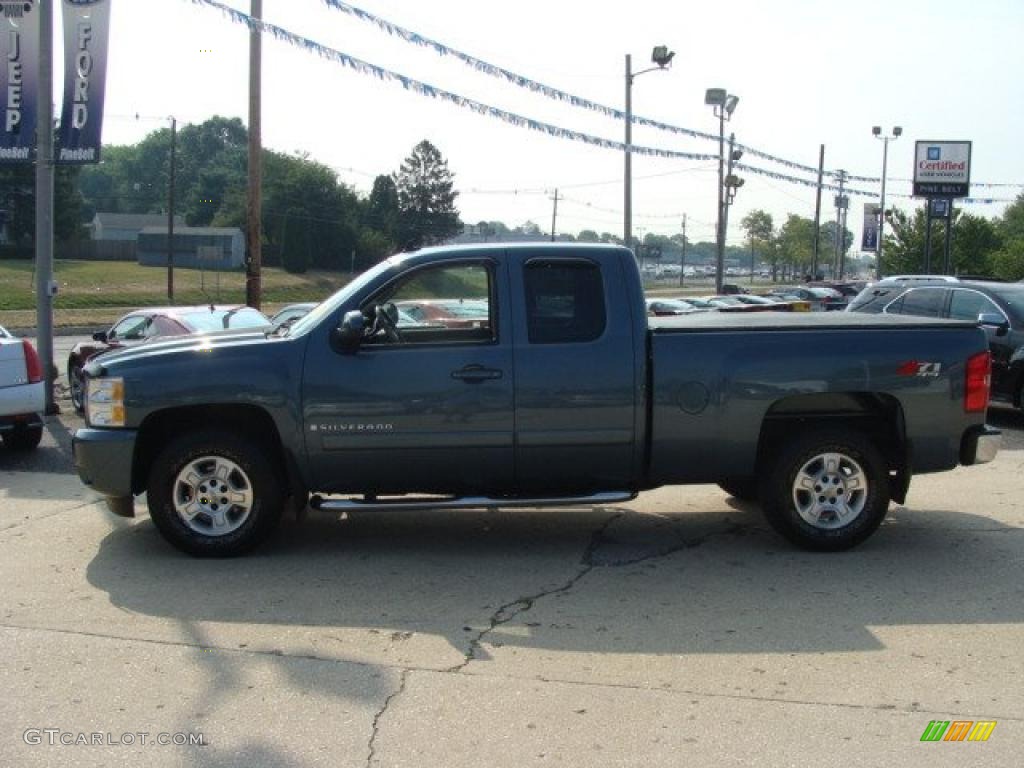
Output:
[72,244,1000,556]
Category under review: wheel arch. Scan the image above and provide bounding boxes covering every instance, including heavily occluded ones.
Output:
[132,404,299,498]
[756,392,910,503]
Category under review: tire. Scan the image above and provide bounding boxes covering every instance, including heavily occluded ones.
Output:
[69,361,85,414]
[2,425,43,451]
[146,430,284,557]
[718,476,758,502]
[759,429,889,552]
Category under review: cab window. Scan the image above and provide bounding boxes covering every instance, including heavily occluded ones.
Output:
[524,260,606,344]
[366,262,495,345]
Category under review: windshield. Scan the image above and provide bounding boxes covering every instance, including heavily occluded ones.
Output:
[181,308,271,332]
[288,257,401,336]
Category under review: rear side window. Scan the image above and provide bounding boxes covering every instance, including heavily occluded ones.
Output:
[948,290,1002,322]
[888,287,946,318]
[524,260,606,344]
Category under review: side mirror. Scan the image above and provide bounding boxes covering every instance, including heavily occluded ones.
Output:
[93,331,108,343]
[333,310,366,354]
[977,312,1009,337]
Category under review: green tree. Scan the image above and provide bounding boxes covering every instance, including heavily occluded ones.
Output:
[740,209,773,276]
[0,163,84,245]
[997,193,1024,242]
[776,215,815,279]
[365,174,399,245]
[882,208,1001,276]
[394,140,461,249]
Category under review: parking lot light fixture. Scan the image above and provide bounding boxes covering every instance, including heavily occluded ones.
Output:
[625,46,675,250]
[873,125,901,280]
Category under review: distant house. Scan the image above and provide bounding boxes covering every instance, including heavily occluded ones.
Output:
[137,227,245,270]
[90,212,185,242]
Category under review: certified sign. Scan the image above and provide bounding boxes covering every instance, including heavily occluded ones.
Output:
[913,141,971,198]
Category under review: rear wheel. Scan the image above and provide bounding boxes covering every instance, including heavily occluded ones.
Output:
[759,430,889,551]
[146,430,284,557]
[2,425,43,451]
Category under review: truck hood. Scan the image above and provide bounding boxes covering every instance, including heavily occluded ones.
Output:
[83,328,274,375]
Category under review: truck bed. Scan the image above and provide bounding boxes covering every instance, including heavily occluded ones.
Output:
[648,311,976,333]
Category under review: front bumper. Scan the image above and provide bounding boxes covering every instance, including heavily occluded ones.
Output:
[73,427,138,501]
[960,425,1001,466]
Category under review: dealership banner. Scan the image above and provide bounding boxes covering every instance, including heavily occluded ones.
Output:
[0,1,40,162]
[861,203,880,252]
[913,141,971,198]
[57,0,111,164]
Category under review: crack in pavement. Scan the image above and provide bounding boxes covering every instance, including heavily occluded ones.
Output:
[446,514,761,673]
[445,511,624,674]
[366,668,409,768]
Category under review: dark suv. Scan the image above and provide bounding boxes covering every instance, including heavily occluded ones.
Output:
[847,276,1024,411]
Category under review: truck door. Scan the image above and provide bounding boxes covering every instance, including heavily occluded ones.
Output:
[510,254,638,493]
[301,258,515,495]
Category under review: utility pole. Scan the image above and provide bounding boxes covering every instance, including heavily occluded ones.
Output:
[721,133,739,283]
[549,188,559,242]
[624,54,632,250]
[714,107,726,293]
[246,0,263,309]
[679,214,687,288]
[166,117,176,302]
[811,144,824,280]
[833,169,848,280]
[34,0,56,414]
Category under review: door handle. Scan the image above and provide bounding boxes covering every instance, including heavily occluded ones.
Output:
[451,365,503,382]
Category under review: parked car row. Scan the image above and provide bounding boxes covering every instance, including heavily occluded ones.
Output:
[68,305,273,413]
[846,275,1024,412]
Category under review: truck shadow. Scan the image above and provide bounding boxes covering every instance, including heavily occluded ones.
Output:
[85,502,1023,659]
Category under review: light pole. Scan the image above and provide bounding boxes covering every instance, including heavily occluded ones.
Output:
[706,88,739,293]
[872,125,902,280]
[625,46,675,251]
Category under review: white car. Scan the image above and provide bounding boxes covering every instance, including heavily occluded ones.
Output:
[0,325,45,451]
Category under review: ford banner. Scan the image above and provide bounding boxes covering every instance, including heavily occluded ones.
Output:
[57,0,110,164]
[0,0,39,163]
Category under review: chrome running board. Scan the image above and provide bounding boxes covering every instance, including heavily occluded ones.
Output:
[309,491,636,513]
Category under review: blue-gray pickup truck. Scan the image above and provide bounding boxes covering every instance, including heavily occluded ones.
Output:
[72,243,1001,556]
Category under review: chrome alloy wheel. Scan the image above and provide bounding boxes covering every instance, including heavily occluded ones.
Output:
[792,451,867,530]
[172,455,254,536]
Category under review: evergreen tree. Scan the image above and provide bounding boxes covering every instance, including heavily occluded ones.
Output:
[393,140,461,250]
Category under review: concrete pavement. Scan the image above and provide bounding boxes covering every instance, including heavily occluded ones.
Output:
[1,402,1022,767]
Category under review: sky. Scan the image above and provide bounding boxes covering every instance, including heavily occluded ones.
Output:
[58,0,1024,248]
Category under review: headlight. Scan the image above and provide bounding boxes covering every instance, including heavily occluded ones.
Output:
[86,377,126,427]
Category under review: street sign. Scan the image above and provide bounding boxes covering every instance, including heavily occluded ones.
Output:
[913,141,971,198]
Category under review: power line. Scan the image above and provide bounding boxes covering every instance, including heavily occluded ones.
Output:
[318,1,1023,189]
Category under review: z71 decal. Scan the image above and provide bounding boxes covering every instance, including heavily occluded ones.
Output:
[897,360,942,377]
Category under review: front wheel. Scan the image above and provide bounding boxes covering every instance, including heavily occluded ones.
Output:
[146,430,284,557]
[759,430,889,552]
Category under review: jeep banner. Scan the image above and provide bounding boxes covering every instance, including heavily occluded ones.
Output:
[57,0,111,164]
[0,0,40,163]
